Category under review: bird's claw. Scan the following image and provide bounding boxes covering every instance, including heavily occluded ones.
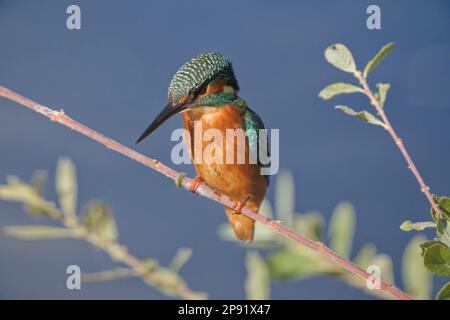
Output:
[233,195,252,214]
[189,176,204,193]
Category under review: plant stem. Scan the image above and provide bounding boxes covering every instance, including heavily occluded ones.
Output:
[0,85,412,300]
[71,222,205,299]
[354,73,443,220]
[62,208,205,299]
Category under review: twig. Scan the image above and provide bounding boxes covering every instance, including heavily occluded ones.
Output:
[81,268,137,282]
[2,185,205,300]
[72,222,204,299]
[354,73,443,220]
[0,85,413,300]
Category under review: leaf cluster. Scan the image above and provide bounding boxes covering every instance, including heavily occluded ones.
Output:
[219,172,431,300]
[318,41,448,300]
[0,158,205,299]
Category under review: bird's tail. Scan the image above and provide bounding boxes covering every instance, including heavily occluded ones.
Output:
[224,206,255,242]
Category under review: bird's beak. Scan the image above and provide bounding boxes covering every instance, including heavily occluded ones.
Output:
[135,100,189,144]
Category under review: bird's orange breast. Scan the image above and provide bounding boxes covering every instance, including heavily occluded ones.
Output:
[182,105,267,208]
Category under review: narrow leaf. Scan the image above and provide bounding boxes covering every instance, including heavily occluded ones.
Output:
[363,43,395,78]
[275,171,295,227]
[251,198,278,246]
[377,83,391,108]
[4,225,77,239]
[267,250,325,280]
[324,43,357,73]
[335,105,387,128]
[293,212,324,241]
[25,171,48,215]
[400,220,436,232]
[353,243,377,269]
[0,176,60,219]
[56,158,77,218]
[81,268,136,282]
[82,201,118,243]
[328,202,356,259]
[372,254,395,284]
[436,282,450,300]
[245,251,270,300]
[319,83,363,100]
[402,235,432,299]
[30,170,47,195]
[421,242,450,276]
[169,247,193,273]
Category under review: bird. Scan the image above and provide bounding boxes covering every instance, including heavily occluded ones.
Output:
[136,52,269,242]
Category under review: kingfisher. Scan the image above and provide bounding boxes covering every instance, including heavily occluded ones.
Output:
[136,52,269,242]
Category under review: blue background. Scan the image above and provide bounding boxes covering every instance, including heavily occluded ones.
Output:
[0,0,449,299]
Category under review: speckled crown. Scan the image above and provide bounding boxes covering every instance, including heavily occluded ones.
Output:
[168,52,238,102]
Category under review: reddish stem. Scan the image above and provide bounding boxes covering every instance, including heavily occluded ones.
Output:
[0,85,412,300]
[355,74,443,220]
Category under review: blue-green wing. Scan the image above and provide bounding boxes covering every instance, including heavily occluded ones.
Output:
[243,107,271,172]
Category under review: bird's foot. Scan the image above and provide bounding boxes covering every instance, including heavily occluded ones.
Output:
[189,176,204,193]
[233,195,252,215]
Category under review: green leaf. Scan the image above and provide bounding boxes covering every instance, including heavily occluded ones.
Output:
[421,241,450,276]
[30,170,47,195]
[420,240,442,253]
[436,218,450,248]
[353,243,377,269]
[169,247,192,273]
[293,212,324,241]
[318,83,363,100]
[142,268,184,296]
[363,43,395,78]
[430,195,450,221]
[436,282,450,300]
[430,197,450,245]
[275,171,295,227]
[267,250,325,280]
[245,251,270,300]
[25,171,50,216]
[437,196,450,219]
[351,243,396,288]
[81,268,136,282]
[82,201,118,243]
[400,220,436,232]
[56,158,77,219]
[372,254,395,284]
[259,198,274,219]
[4,225,77,239]
[0,176,61,219]
[440,198,450,216]
[376,83,391,109]
[324,43,357,73]
[402,235,432,300]
[328,202,356,259]
[335,105,387,128]
[252,198,278,245]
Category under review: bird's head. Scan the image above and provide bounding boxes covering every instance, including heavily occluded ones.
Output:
[136,52,239,143]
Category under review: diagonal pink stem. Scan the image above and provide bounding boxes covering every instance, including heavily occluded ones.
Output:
[0,85,413,300]
[354,74,443,220]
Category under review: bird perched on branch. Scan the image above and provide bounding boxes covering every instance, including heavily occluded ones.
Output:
[136,52,269,242]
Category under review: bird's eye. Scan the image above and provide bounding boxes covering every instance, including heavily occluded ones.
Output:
[193,82,208,97]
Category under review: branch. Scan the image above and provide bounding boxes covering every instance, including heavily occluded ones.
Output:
[0,85,412,300]
[0,174,206,300]
[354,73,444,220]
[67,219,205,299]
